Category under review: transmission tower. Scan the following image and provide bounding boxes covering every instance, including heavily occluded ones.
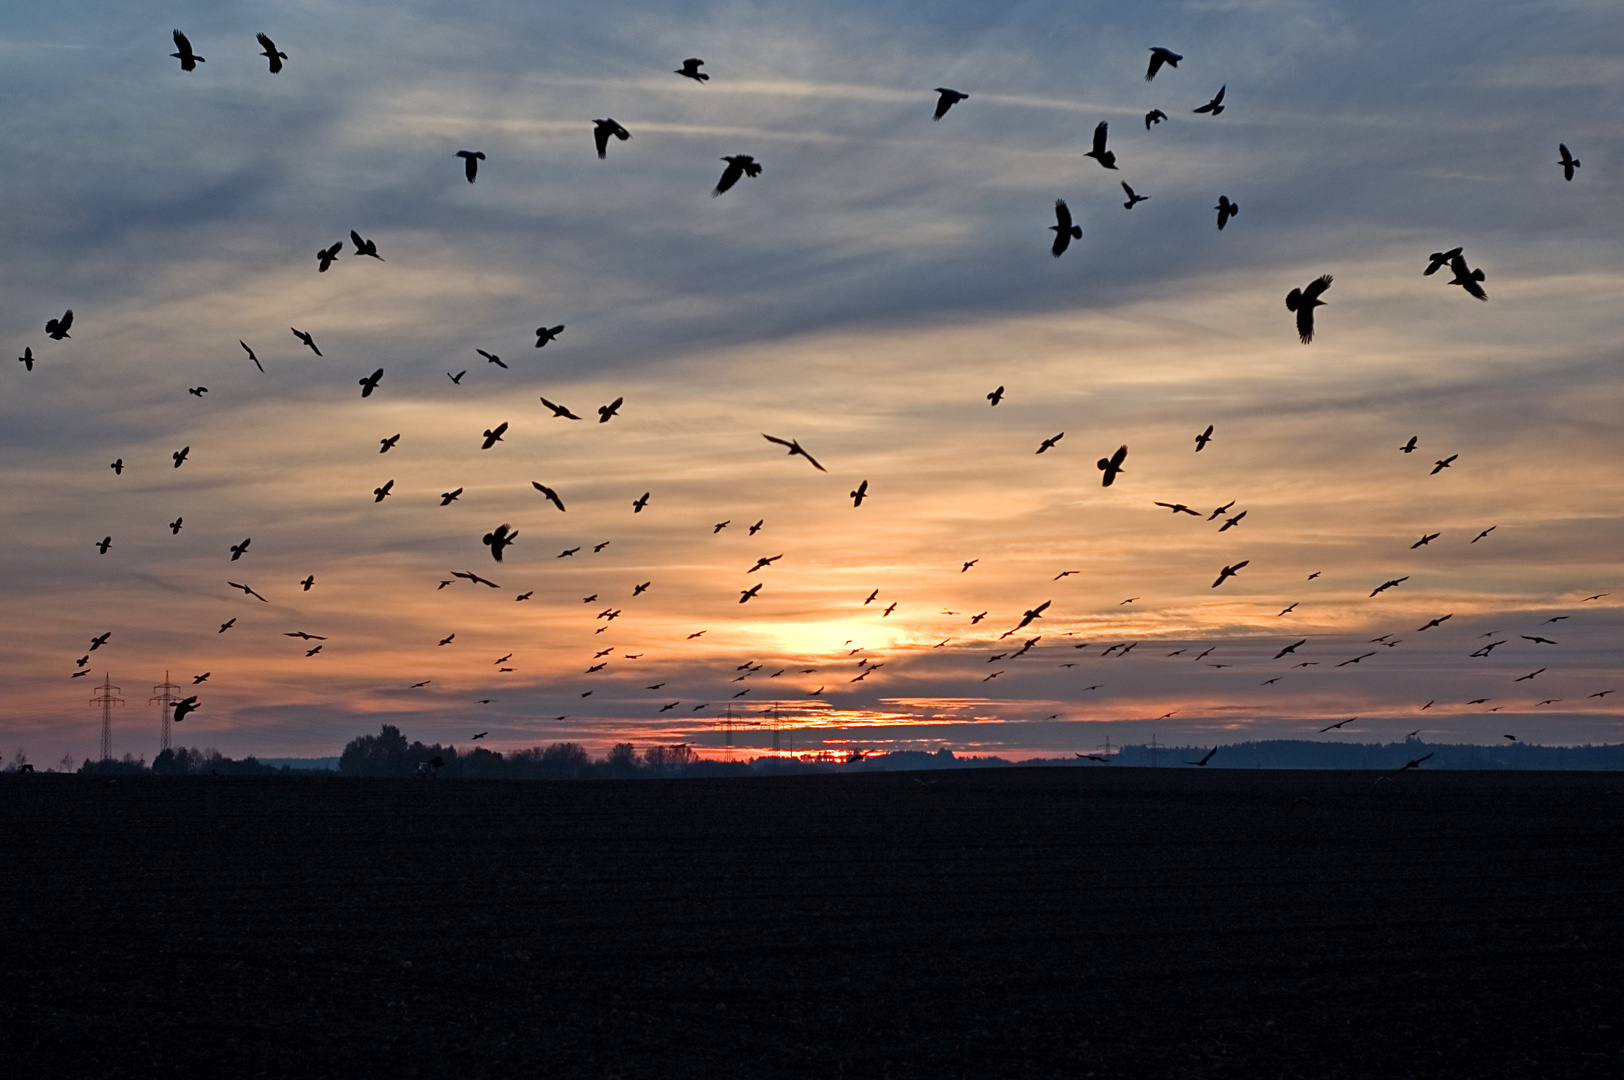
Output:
[1097,734,1116,758]
[150,671,182,752]
[1149,733,1161,768]
[88,675,124,762]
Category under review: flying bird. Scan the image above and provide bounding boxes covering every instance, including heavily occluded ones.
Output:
[531,482,566,511]
[1445,252,1488,301]
[95,536,111,554]
[540,396,581,419]
[1212,561,1248,588]
[1155,502,1200,516]
[1521,635,1559,645]
[482,524,517,561]
[1120,182,1149,209]
[1431,455,1457,474]
[633,582,650,596]
[1277,603,1298,616]
[480,422,508,449]
[372,480,393,502]
[455,150,485,182]
[379,434,400,453]
[229,538,251,561]
[440,488,462,506]
[359,368,384,397]
[350,231,383,260]
[1370,576,1408,597]
[284,632,326,641]
[172,446,189,468]
[219,619,235,633]
[45,310,73,340]
[1186,747,1218,767]
[228,581,269,602]
[1396,752,1434,772]
[1145,47,1182,80]
[1214,196,1238,230]
[593,119,631,158]
[1274,640,1307,659]
[633,492,650,512]
[1144,109,1167,129]
[437,634,455,647]
[170,30,204,71]
[88,632,111,651]
[1400,436,1418,453]
[255,32,286,73]
[1050,200,1082,256]
[1097,445,1128,486]
[188,386,207,397]
[1558,143,1580,181]
[169,518,183,534]
[1424,247,1461,276]
[1318,717,1356,732]
[478,349,507,368]
[1285,275,1332,344]
[239,340,264,372]
[1016,600,1051,630]
[1417,614,1453,631]
[1083,122,1117,169]
[1471,526,1496,543]
[558,547,580,559]
[597,397,623,422]
[1036,432,1064,454]
[1338,652,1377,667]
[676,58,708,82]
[713,521,729,534]
[1192,85,1226,114]
[849,480,869,507]
[1218,511,1247,532]
[1411,532,1440,548]
[762,434,827,471]
[713,155,762,195]
[932,88,968,119]
[172,697,199,722]
[316,241,342,272]
[740,584,762,603]
[1194,425,1214,451]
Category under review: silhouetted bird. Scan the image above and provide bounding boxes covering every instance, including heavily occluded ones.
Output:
[676,58,708,82]
[1286,275,1332,343]
[1446,252,1488,301]
[438,634,455,646]
[933,88,968,119]
[540,396,581,419]
[188,386,207,397]
[229,538,251,561]
[1146,47,1182,80]
[478,348,507,368]
[1278,603,1297,616]
[316,241,342,272]
[173,696,199,722]
[1187,747,1217,767]
[45,310,72,340]
[1424,247,1461,276]
[597,397,622,422]
[1401,436,1418,453]
[1194,424,1214,451]
[749,555,783,573]
[350,231,383,259]
[1121,182,1149,209]
[1521,635,1559,645]
[532,482,566,511]
[481,422,508,449]
[1558,143,1580,181]
[1016,600,1051,630]
[18,347,34,371]
[1212,561,1248,587]
[1319,717,1356,732]
[172,446,189,468]
[633,492,650,512]
[593,119,631,158]
[1417,614,1452,631]
[169,518,182,534]
[1084,122,1117,169]
[740,583,762,603]
[359,368,383,397]
[256,32,286,73]
[1144,109,1167,129]
[713,155,762,195]
[219,619,235,632]
[1214,195,1238,230]
[1338,652,1377,667]
[1037,432,1064,454]
[379,434,400,453]
[1412,532,1440,548]
[95,536,112,554]
[1156,502,1200,515]
[1193,85,1225,114]
[1397,752,1434,771]
[850,480,869,506]
[284,632,326,641]
[300,575,314,591]
[373,480,393,502]
[762,433,826,471]
[1370,576,1408,596]
[1275,640,1306,659]
[192,672,210,684]
[1050,200,1082,256]
[170,30,203,71]
[1097,444,1127,486]
[238,340,264,372]
[714,520,729,533]
[1471,526,1496,543]
[88,632,111,651]
[455,150,485,182]
[987,385,1005,406]
[1431,454,1457,474]
[453,570,500,588]
[483,523,517,561]
[440,488,462,505]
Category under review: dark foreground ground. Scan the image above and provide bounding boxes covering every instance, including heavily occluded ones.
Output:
[3,768,1621,1079]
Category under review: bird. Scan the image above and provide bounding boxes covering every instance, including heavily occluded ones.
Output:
[1318,717,1356,732]
[88,632,111,651]
[1521,635,1559,645]
[1417,614,1453,631]
[228,581,269,602]
[749,520,764,535]
[255,32,286,73]
[850,481,869,507]
[1370,576,1408,597]
[18,347,35,371]
[455,150,485,182]
[593,119,631,158]
[1155,502,1200,515]
[229,538,251,561]
[379,434,400,453]
[762,434,827,471]
[1338,652,1377,667]
[597,397,622,422]
[594,542,610,552]
[478,349,507,368]
[437,634,455,646]
[350,231,383,260]
[1558,143,1580,181]
[219,619,235,633]
[316,241,342,272]
[987,385,1005,406]
[515,591,532,601]
[1400,436,1418,453]
[170,30,204,71]
[1411,532,1440,548]
[359,368,384,397]
[1431,455,1457,474]
[1214,196,1238,230]
[95,536,112,554]
[1054,570,1080,580]
[1097,445,1128,486]
[373,480,394,502]
[480,422,508,449]
[172,697,199,722]
[558,547,580,558]
[713,521,730,534]
[1212,561,1248,588]
[1471,526,1497,543]
[932,88,968,120]
[239,341,263,372]
[1583,593,1609,601]
[531,482,566,511]
[1277,603,1298,616]
[540,396,581,419]
[1544,616,1569,624]
[1261,678,1281,685]
[1285,275,1332,344]
[687,631,706,639]
[1588,690,1616,698]
[409,681,431,689]
[481,524,517,562]
[676,58,708,82]
[1186,747,1218,767]
[440,488,462,506]
[1424,247,1462,276]
[168,518,183,534]
[1146,47,1182,80]
[1396,752,1434,772]
[1275,640,1307,659]
[713,155,762,195]
[748,555,784,574]
[633,492,650,512]
[45,310,73,340]
[882,602,897,617]
[1446,252,1488,301]
[1471,641,1507,657]
[1050,200,1082,256]
[740,584,762,603]
[1036,433,1064,454]
[633,582,650,596]
[1016,601,1051,630]
[1120,182,1149,210]
[1144,109,1167,129]
[1219,511,1247,532]
[1194,425,1215,451]
[188,386,207,397]
[1537,699,1562,707]
[1193,85,1226,114]
[660,702,679,712]
[172,446,190,468]
[970,611,987,623]
[1503,734,1518,741]
[1083,122,1117,169]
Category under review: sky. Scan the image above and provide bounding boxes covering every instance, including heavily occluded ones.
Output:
[2,0,1621,766]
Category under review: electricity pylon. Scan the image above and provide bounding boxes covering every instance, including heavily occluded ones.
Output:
[89,675,124,762]
[150,672,182,752]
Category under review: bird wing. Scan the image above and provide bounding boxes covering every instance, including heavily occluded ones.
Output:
[594,124,610,157]
[714,160,743,194]
[1295,304,1316,344]
[1302,274,1332,302]
[1054,199,1073,232]
[1091,122,1108,156]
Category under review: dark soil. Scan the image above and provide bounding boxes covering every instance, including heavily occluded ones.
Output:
[3,768,1621,1078]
